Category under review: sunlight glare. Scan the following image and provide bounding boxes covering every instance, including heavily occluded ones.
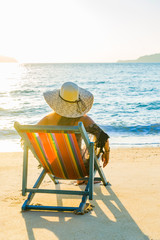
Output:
[0,63,21,92]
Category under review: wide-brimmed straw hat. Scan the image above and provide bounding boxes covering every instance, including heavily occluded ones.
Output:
[43,82,94,118]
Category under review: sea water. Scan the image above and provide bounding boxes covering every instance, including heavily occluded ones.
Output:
[0,63,160,151]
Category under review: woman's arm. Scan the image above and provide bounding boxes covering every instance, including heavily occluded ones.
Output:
[101,139,110,167]
[82,115,110,168]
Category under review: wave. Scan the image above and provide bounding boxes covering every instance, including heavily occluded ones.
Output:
[101,124,160,135]
[137,101,160,110]
[0,130,18,139]
[10,89,35,96]
[0,108,25,115]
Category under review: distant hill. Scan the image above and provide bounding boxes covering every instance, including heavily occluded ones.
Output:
[0,55,17,63]
[117,53,160,63]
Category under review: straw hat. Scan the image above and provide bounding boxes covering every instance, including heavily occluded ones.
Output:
[43,82,94,118]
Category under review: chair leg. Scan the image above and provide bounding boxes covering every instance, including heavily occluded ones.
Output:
[22,170,90,213]
[89,142,94,200]
[22,144,28,196]
[22,169,46,211]
[74,183,89,214]
[48,174,59,184]
[94,157,108,186]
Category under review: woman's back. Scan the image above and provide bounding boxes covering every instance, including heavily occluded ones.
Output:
[38,112,93,128]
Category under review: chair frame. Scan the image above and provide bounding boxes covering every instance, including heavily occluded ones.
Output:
[14,121,108,214]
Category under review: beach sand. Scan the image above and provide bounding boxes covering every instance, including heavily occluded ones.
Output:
[0,147,160,240]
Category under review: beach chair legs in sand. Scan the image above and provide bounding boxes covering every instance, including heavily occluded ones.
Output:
[21,144,108,214]
[22,169,91,214]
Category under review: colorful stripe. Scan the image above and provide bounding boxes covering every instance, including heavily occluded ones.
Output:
[47,133,66,178]
[25,132,87,179]
[68,134,87,176]
[63,134,81,178]
[38,133,66,178]
[64,134,84,177]
[26,133,52,174]
[50,133,68,178]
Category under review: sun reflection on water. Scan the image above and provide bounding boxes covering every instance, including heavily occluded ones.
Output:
[0,63,22,92]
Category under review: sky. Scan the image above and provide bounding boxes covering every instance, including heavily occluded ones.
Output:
[0,0,160,63]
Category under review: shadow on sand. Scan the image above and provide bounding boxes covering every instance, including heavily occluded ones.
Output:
[22,183,149,240]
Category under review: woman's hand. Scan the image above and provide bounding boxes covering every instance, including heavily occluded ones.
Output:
[101,140,110,168]
[101,151,109,167]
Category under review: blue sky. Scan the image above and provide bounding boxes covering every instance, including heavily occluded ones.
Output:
[0,0,160,63]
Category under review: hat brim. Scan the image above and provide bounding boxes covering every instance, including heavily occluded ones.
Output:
[43,87,94,118]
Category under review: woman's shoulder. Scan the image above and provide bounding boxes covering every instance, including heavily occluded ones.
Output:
[37,115,48,125]
[37,112,59,125]
[80,115,95,127]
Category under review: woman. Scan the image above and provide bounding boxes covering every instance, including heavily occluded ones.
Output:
[38,82,110,180]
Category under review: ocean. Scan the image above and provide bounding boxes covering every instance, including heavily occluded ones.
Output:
[0,63,160,151]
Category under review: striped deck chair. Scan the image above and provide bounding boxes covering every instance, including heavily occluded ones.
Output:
[14,121,108,214]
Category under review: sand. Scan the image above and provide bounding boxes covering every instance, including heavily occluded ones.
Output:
[0,147,160,240]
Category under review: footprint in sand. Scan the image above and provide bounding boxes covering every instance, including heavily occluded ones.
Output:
[2,196,25,206]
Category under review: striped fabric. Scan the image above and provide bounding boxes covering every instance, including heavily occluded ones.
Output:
[26,132,88,179]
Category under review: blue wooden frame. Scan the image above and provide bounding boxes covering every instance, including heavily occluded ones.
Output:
[14,121,108,214]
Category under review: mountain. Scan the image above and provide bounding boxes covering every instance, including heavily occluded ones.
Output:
[0,55,17,63]
[117,53,160,63]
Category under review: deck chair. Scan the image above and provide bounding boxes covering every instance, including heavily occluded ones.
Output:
[14,121,108,214]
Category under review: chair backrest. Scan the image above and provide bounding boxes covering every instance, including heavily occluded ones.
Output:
[14,122,90,180]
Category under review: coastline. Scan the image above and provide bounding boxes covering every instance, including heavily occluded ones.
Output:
[1,146,160,240]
